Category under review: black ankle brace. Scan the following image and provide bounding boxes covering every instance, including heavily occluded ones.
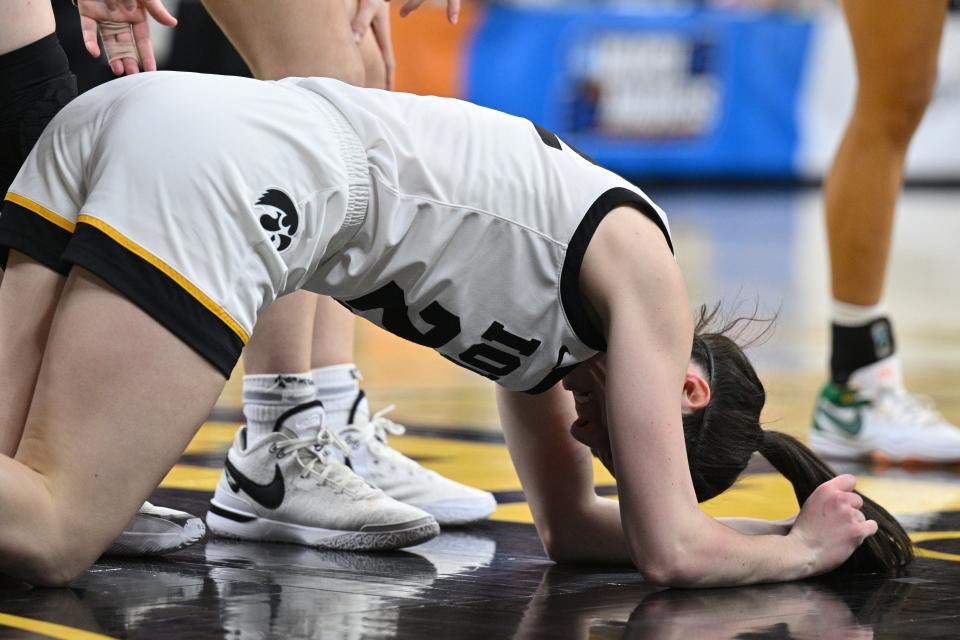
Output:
[830,316,896,385]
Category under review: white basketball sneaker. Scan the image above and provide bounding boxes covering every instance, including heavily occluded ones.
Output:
[206,401,440,550]
[105,502,206,556]
[333,392,497,526]
[810,356,960,464]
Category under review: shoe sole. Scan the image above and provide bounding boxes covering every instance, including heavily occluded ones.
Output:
[419,498,497,526]
[809,430,960,466]
[103,517,206,556]
[205,502,440,551]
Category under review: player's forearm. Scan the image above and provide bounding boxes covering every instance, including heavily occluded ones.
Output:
[540,496,633,565]
[716,516,795,537]
[637,517,815,588]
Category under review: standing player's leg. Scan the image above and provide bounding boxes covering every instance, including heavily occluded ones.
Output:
[810,0,960,463]
[0,261,226,585]
[207,0,495,529]
[199,0,442,549]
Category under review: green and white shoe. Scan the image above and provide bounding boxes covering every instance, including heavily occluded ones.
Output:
[810,357,960,464]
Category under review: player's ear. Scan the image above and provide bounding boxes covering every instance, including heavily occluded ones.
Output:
[681,364,710,413]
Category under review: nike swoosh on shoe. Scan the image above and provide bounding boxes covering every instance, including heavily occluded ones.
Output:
[224,457,285,509]
[816,401,863,437]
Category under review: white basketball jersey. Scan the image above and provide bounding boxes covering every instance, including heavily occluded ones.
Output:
[284,78,674,393]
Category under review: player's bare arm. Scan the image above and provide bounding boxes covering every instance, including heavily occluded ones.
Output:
[579,207,876,586]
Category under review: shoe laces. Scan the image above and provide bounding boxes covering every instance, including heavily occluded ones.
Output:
[370,405,407,442]
[344,406,430,477]
[273,427,376,494]
[867,386,946,428]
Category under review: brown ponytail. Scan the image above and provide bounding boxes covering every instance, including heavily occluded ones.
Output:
[681,303,913,573]
[758,430,913,571]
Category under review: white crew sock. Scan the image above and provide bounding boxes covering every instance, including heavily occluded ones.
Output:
[311,364,363,430]
[242,372,316,439]
[831,300,887,327]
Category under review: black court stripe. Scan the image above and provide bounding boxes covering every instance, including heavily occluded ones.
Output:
[62,222,244,377]
[559,187,674,352]
[0,199,73,274]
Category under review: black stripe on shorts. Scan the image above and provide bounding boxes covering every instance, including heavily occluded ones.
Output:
[0,198,73,274]
[62,221,244,377]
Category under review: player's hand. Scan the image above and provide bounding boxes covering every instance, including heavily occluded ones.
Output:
[352,0,380,44]
[788,474,878,576]
[369,2,396,91]
[76,0,178,76]
[398,0,460,25]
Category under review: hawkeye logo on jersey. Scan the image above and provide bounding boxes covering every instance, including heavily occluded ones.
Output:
[255,188,300,252]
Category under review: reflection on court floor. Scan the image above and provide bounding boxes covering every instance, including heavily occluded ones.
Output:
[3,187,960,639]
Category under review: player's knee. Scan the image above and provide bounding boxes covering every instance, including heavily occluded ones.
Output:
[17,543,85,587]
[854,75,937,145]
[10,513,91,586]
[1,473,97,585]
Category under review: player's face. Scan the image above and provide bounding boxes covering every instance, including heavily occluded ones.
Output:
[562,355,612,471]
[562,357,711,477]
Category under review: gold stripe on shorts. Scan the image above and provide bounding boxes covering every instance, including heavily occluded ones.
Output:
[4,192,76,233]
[76,214,250,344]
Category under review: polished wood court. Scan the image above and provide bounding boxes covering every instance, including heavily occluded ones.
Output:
[3,186,960,639]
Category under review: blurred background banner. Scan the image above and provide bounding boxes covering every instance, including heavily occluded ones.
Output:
[429,1,958,182]
[466,5,812,179]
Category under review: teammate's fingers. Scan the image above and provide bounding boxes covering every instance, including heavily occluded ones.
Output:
[122,56,139,75]
[861,519,879,540]
[372,10,395,90]
[110,58,124,75]
[142,0,178,26]
[447,0,460,25]
[80,15,102,59]
[399,0,426,18]
[351,0,379,43]
[133,21,156,71]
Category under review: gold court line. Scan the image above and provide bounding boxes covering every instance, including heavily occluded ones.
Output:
[0,613,114,640]
[909,531,960,563]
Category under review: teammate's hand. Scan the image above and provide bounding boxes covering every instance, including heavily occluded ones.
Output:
[351,0,383,44]
[398,0,460,25]
[76,0,178,76]
[370,2,396,91]
[788,474,878,576]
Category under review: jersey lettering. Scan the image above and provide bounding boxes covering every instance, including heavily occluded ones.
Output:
[342,281,460,348]
[342,283,545,382]
[530,121,598,166]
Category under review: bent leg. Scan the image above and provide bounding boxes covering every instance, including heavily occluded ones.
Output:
[826,0,947,304]
[0,253,64,455]
[0,268,224,585]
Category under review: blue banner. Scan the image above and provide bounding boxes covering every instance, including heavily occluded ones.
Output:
[466,6,812,179]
